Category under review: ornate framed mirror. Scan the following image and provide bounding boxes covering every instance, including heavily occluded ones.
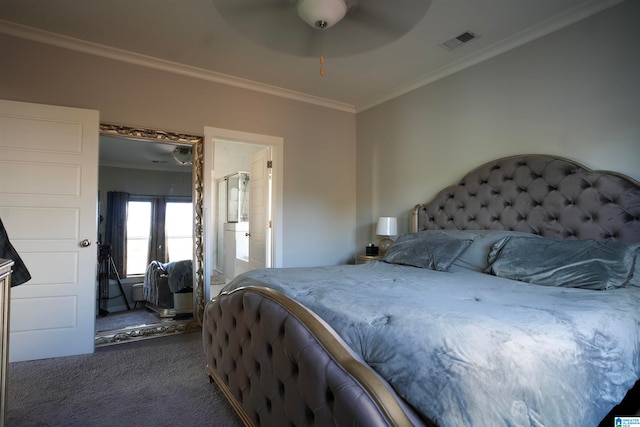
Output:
[95,123,205,346]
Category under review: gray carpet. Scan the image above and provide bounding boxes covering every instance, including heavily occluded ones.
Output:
[7,331,243,427]
[95,307,162,332]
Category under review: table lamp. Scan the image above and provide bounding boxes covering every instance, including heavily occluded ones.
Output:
[376,216,397,256]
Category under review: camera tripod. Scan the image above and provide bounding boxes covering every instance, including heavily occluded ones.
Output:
[97,245,130,316]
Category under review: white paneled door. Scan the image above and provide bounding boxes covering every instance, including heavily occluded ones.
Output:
[248,147,272,271]
[0,99,99,362]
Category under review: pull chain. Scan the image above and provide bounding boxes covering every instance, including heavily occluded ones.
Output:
[319,32,325,76]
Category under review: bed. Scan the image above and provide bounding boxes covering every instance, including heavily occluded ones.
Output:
[202,154,640,426]
[143,259,193,317]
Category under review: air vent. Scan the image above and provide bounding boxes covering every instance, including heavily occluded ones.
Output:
[440,31,479,51]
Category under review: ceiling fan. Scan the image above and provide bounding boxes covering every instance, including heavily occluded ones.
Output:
[213,0,432,59]
[171,146,193,166]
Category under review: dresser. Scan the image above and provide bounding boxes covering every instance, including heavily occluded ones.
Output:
[0,258,14,427]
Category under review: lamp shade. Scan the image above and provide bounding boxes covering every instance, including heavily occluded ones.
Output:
[376,217,397,237]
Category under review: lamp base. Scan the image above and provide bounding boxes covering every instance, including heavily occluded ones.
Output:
[378,237,394,256]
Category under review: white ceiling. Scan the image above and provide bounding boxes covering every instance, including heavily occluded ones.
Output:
[99,135,194,173]
[0,0,623,113]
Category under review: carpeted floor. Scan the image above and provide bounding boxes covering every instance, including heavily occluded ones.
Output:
[10,326,635,426]
[95,307,162,332]
[6,331,243,427]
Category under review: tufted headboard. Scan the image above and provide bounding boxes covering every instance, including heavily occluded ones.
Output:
[412,155,640,243]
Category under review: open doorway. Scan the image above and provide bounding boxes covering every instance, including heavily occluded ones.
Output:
[203,127,283,300]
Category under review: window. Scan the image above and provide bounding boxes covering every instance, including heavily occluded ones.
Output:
[166,202,193,261]
[125,199,193,276]
[126,201,151,275]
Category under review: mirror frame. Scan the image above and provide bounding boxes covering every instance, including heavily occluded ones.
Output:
[95,123,205,346]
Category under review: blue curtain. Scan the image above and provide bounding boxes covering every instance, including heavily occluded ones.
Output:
[148,197,168,264]
[105,191,129,277]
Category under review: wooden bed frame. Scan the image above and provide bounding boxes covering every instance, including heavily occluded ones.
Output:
[203,155,640,426]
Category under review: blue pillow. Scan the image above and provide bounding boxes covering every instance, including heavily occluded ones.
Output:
[383,230,474,271]
[486,235,639,290]
[448,230,534,272]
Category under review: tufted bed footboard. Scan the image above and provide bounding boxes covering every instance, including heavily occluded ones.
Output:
[202,286,426,427]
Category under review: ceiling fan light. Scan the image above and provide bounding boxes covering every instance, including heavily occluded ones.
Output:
[171,146,192,166]
[297,0,347,29]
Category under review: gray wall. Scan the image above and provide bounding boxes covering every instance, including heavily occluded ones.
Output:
[2,1,638,267]
[0,34,357,267]
[356,1,640,250]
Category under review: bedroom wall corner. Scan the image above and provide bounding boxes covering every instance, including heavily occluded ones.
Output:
[355,0,640,250]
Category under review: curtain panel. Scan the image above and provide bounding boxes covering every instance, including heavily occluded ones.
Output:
[105,191,129,277]
[148,197,168,264]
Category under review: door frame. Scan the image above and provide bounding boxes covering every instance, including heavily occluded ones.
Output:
[203,126,283,300]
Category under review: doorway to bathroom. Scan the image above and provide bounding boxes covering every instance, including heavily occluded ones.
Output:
[203,127,283,299]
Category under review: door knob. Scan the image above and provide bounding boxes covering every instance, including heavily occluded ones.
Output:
[79,239,92,248]
[245,232,251,237]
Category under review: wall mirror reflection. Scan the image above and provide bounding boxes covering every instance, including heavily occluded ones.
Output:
[95,124,204,345]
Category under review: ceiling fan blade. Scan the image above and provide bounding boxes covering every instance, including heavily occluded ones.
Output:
[298,27,323,57]
[321,0,431,57]
[212,0,432,58]
[214,0,291,15]
[348,0,430,37]
[214,0,320,56]
[262,17,323,57]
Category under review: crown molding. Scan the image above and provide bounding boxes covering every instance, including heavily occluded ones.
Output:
[355,0,625,112]
[0,0,623,115]
[0,19,356,114]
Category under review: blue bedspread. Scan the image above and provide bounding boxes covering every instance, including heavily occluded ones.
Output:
[223,262,640,426]
[163,259,193,293]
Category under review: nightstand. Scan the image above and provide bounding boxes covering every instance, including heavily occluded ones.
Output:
[355,254,381,265]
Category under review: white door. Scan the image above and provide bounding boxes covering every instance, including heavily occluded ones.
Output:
[0,99,99,362]
[248,147,272,271]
